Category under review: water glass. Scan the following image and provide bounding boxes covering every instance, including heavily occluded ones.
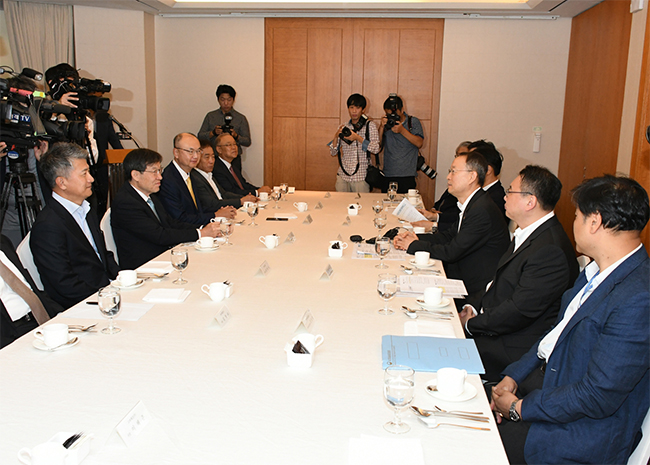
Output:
[220,220,233,245]
[171,247,189,284]
[377,273,397,314]
[98,286,121,334]
[375,236,390,269]
[247,202,259,227]
[383,365,415,434]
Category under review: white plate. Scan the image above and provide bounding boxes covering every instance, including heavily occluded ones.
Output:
[416,297,452,309]
[409,258,436,269]
[111,278,145,290]
[425,380,477,402]
[194,244,220,252]
[33,335,79,351]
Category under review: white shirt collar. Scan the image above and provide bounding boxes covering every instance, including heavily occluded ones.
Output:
[52,192,90,218]
[483,179,499,191]
[513,211,555,251]
[195,168,212,181]
[130,183,151,203]
[218,157,232,170]
[172,160,190,181]
[457,187,481,213]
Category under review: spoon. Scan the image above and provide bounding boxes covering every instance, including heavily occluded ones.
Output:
[410,405,489,421]
[47,337,78,351]
[402,310,452,321]
[68,324,97,332]
[401,306,453,318]
[434,405,484,416]
[416,416,490,431]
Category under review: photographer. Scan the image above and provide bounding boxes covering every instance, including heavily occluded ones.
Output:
[328,94,380,193]
[377,94,424,193]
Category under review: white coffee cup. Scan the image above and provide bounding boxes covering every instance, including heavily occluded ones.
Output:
[294,333,325,353]
[18,441,68,465]
[259,235,279,249]
[436,367,467,397]
[288,187,296,194]
[34,324,69,349]
[259,192,269,201]
[211,216,227,224]
[348,203,361,216]
[243,201,255,209]
[408,196,419,205]
[413,226,426,234]
[117,270,138,286]
[408,189,419,197]
[414,251,430,266]
[198,236,215,249]
[273,186,281,192]
[201,282,228,302]
[294,202,308,212]
[424,286,443,306]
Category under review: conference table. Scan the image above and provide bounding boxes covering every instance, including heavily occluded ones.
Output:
[0,191,509,465]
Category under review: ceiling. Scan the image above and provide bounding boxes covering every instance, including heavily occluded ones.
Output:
[6,0,605,18]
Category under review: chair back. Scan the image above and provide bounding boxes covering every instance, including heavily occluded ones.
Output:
[100,208,119,266]
[16,232,44,291]
[628,408,650,465]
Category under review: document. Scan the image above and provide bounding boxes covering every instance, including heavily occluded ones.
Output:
[398,275,467,297]
[391,199,428,223]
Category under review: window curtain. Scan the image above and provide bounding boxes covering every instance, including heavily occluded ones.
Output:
[4,0,74,87]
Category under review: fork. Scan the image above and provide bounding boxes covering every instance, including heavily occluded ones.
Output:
[416,416,490,431]
[68,324,97,332]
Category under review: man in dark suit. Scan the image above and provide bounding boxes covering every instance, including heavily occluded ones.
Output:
[158,133,237,226]
[459,165,579,382]
[394,152,510,298]
[0,235,63,348]
[491,175,649,465]
[30,143,120,309]
[212,133,271,198]
[111,149,221,270]
[469,140,506,218]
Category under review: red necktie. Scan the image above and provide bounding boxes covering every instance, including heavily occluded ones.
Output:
[230,166,244,190]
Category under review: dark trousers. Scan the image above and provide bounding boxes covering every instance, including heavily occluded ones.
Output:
[381,176,416,193]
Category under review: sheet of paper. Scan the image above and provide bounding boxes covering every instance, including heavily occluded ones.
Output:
[391,198,428,223]
[398,275,467,297]
[352,243,407,261]
[63,302,154,321]
[136,261,174,274]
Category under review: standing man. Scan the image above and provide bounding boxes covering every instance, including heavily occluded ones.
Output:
[377,94,424,193]
[31,143,119,309]
[328,94,380,193]
[459,165,579,382]
[212,134,271,198]
[491,175,649,465]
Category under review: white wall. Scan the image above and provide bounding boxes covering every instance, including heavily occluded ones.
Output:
[0,11,15,70]
[436,18,572,197]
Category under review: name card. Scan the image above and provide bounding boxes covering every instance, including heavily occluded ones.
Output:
[342,216,351,226]
[303,214,313,224]
[324,192,331,198]
[320,264,334,281]
[284,232,296,244]
[255,260,271,277]
[355,192,361,199]
[315,202,323,210]
[116,401,151,447]
[296,309,315,333]
[337,233,343,242]
[214,305,231,328]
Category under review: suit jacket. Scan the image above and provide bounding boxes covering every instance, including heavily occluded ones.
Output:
[0,235,64,347]
[504,246,649,464]
[485,180,506,218]
[407,189,510,298]
[91,111,123,217]
[158,162,214,226]
[212,157,258,197]
[30,197,119,309]
[465,216,579,381]
[192,171,243,211]
[434,189,460,233]
[111,183,200,270]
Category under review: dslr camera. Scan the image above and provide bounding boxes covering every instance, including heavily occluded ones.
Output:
[221,112,234,134]
[339,114,368,145]
[384,95,401,130]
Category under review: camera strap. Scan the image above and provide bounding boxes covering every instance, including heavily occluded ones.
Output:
[337,120,368,177]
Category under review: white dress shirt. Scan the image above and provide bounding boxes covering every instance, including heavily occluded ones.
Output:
[512,211,555,252]
[0,252,31,321]
[196,168,223,200]
[52,192,101,260]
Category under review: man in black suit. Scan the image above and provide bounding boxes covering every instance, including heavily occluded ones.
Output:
[212,133,272,198]
[469,140,506,218]
[0,235,63,348]
[459,165,579,382]
[394,152,510,299]
[158,133,237,226]
[111,149,222,270]
[30,143,120,309]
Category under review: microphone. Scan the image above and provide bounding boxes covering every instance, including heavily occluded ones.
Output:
[20,68,43,81]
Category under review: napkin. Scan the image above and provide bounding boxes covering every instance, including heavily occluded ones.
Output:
[142,289,191,303]
[64,303,154,321]
[137,261,174,275]
[404,320,456,338]
[274,214,298,219]
[348,435,425,465]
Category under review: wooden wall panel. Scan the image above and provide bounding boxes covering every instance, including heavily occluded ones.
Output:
[307,28,343,118]
[305,118,340,191]
[398,29,436,121]
[272,117,306,188]
[361,29,400,118]
[272,28,308,118]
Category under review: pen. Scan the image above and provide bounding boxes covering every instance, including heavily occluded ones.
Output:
[266,218,288,221]
[86,301,98,305]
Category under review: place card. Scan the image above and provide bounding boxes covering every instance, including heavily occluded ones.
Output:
[303,214,313,224]
[315,201,323,210]
[337,233,343,241]
[324,192,331,198]
[320,264,334,281]
[295,309,315,333]
[355,192,361,199]
[342,216,351,226]
[116,401,151,447]
[255,260,271,277]
[284,232,296,244]
[214,305,231,328]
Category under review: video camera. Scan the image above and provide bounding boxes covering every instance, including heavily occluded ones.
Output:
[49,77,111,115]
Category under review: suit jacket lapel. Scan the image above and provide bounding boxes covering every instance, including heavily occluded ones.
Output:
[168,162,197,212]
[496,216,557,271]
[87,209,108,266]
[49,199,99,259]
[126,183,161,225]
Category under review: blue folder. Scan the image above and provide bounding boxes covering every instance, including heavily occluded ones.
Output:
[382,335,485,374]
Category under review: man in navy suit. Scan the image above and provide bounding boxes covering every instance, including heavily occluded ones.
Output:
[491,175,649,464]
[212,133,271,198]
[31,143,120,309]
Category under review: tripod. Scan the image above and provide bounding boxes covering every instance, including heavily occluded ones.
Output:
[0,170,42,239]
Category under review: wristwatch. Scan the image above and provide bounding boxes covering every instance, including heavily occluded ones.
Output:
[509,400,521,422]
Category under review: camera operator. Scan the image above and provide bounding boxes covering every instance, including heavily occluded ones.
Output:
[328,94,380,193]
[198,84,251,172]
[44,63,122,216]
[377,94,424,193]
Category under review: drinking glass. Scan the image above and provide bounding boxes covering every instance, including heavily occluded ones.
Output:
[383,365,415,434]
[271,190,282,209]
[280,183,288,201]
[374,214,387,236]
[372,200,384,215]
[377,273,397,314]
[375,235,390,269]
[171,247,189,284]
[98,286,121,334]
[247,203,259,227]
[387,187,397,205]
[219,220,233,245]
[389,182,398,192]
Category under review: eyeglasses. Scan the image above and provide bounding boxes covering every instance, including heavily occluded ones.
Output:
[174,147,203,155]
[448,168,473,175]
[506,187,533,196]
[217,143,238,148]
[142,168,162,175]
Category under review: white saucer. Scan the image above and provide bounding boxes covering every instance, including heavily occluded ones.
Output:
[33,335,79,351]
[111,278,145,290]
[416,297,452,309]
[194,243,220,252]
[425,380,477,402]
[409,258,436,269]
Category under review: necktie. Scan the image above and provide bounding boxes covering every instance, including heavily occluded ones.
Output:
[146,198,161,222]
[0,260,50,324]
[230,167,245,190]
[186,177,197,207]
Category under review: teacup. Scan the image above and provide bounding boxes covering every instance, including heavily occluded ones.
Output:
[328,241,348,258]
[34,324,69,349]
[348,203,362,216]
[288,187,296,194]
[414,251,430,266]
[259,235,279,249]
[436,367,467,397]
[243,201,255,209]
[294,202,308,212]
[201,282,228,302]
[408,196,419,205]
[408,189,419,197]
[294,333,324,353]
[424,286,443,306]
[18,441,68,465]
[117,270,138,286]
[211,216,227,224]
[259,192,269,201]
[198,237,214,249]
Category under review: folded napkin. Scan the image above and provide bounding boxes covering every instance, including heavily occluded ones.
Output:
[349,435,424,465]
[404,320,456,338]
[274,214,298,219]
[137,261,174,275]
[142,289,191,303]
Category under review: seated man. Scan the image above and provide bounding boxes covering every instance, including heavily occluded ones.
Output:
[194,139,256,211]
[0,235,63,348]
[394,152,510,298]
[158,133,237,226]
[468,139,506,218]
[428,141,470,232]
[212,133,271,197]
[111,149,221,270]
[459,165,579,382]
[491,175,649,465]
[31,142,119,309]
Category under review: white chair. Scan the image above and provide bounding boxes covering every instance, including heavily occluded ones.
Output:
[100,208,119,266]
[16,232,44,291]
[628,408,650,465]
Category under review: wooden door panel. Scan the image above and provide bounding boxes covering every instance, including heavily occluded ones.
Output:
[307,28,344,118]
[305,118,340,191]
[272,28,308,118]
[398,29,436,121]
[272,117,306,188]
